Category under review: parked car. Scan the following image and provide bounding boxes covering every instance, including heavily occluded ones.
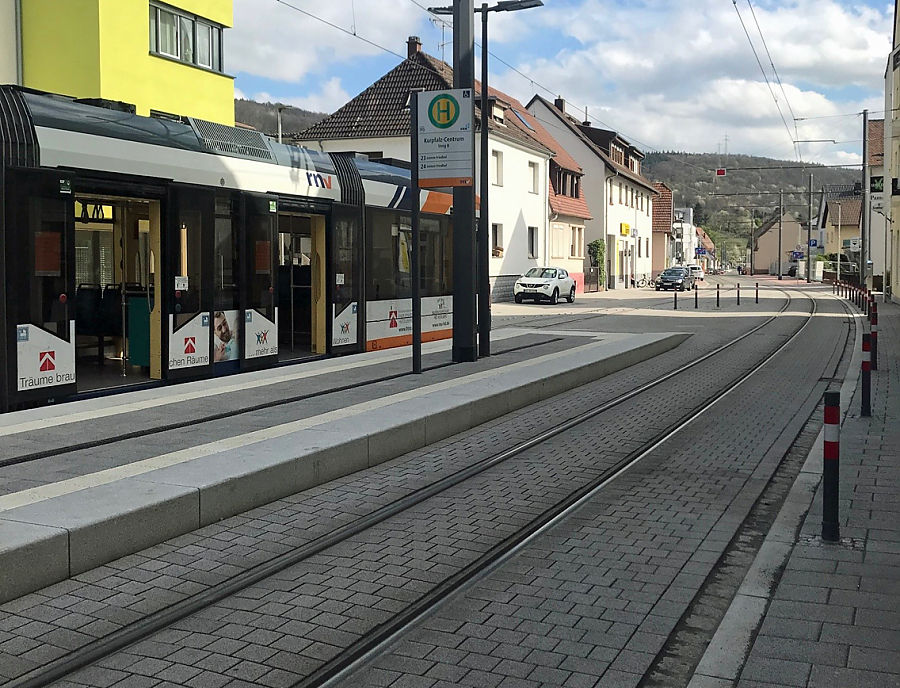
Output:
[655,267,695,291]
[686,263,705,281]
[514,267,576,304]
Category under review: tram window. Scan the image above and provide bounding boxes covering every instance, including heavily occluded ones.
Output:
[175,209,202,321]
[367,209,451,301]
[29,198,68,334]
[214,214,237,310]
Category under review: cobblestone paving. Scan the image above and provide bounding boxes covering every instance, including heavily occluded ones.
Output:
[0,285,808,687]
[10,291,841,687]
[735,298,900,688]
[345,291,849,688]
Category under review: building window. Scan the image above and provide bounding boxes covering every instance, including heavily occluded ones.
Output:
[609,179,614,205]
[638,238,642,258]
[150,3,224,73]
[551,224,565,259]
[570,227,583,257]
[646,237,650,256]
[618,182,623,204]
[491,150,503,186]
[529,162,539,194]
[492,223,503,256]
[528,226,538,258]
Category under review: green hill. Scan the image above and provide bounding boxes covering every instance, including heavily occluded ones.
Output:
[644,151,861,262]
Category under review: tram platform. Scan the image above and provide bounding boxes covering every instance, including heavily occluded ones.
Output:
[0,327,689,603]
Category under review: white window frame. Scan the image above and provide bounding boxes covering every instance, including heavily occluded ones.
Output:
[527,226,539,258]
[150,2,224,73]
[551,223,566,259]
[529,161,539,194]
[492,150,503,186]
[570,226,583,258]
[492,223,503,255]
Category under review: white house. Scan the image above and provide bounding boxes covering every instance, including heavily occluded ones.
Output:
[527,96,657,289]
[292,37,563,300]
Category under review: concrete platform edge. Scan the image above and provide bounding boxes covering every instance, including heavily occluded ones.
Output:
[0,332,688,604]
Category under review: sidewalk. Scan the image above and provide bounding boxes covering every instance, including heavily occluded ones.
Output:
[731,298,900,687]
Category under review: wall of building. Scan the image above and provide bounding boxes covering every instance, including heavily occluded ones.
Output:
[0,0,19,84]
[755,215,802,274]
[312,133,551,301]
[651,233,670,277]
[21,0,234,124]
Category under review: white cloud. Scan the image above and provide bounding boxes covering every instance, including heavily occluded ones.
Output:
[252,78,351,113]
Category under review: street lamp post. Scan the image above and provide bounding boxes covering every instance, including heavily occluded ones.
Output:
[430,0,542,359]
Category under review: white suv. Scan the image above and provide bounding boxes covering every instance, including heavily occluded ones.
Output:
[686,264,704,281]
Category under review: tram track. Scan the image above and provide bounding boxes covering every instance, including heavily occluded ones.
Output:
[303,288,825,688]
[0,337,564,471]
[3,287,813,688]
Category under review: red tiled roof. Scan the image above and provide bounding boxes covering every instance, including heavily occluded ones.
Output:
[652,182,673,234]
[826,199,861,227]
[869,119,884,167]
[549,187,591,220]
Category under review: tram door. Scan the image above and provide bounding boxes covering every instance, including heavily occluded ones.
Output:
[277,213,326,359]
[4,170,77,405]
[72,197,160,390]
[330,203,363,353]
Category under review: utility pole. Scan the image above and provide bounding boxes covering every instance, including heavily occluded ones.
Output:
[452,0,477,362]
[861,109,869,288]
[778,190,783,280]
[807,173,813,283]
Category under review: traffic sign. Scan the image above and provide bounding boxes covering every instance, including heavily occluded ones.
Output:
[416,89,474,188]
[809,239,818,247]
[791,251,804,260]
[695,247,707,255]
[715,168,726,177]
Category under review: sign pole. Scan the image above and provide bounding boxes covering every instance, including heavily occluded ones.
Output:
[478,3,491,357]
[807,173,813,283]
[411,92,422,374]
[778,190,783,280]
[452,0,478,363]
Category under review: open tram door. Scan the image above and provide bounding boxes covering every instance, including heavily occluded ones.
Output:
[3,169,77,408]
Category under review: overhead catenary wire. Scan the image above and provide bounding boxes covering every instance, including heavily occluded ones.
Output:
[731,0,797,158]
[746,0,800,159]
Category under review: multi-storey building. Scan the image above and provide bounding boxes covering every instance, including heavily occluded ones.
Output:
[0,0,234,124]
[527,96,657,289]
[293,37,592,301]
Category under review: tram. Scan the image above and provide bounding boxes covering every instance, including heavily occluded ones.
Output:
[0,86,454,412]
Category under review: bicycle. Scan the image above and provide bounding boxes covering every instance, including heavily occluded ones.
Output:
[636,277,651,288]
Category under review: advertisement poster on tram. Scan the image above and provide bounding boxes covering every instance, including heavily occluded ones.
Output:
[168,313,209,370]
[16,322,76,391]
[245,309,278,359]
[213,310,241,363]
[365,296,452,350]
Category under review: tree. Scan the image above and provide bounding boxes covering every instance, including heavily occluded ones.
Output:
[693,201,708,227]
[587,240,606,285]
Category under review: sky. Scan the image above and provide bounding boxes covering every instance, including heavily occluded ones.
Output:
[228,0,894,167]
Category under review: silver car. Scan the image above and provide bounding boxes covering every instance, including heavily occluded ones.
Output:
[514,267,577,304]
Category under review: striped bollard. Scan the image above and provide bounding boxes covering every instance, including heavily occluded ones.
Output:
[822,391,841,542]
[871,303,878,371]
[862,333,871,417]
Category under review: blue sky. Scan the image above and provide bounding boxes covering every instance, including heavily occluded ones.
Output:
[228,0,894,164]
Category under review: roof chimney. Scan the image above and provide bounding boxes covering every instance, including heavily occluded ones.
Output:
[407,36,422,58]
[582,106,590,127]
[554,97,565,113]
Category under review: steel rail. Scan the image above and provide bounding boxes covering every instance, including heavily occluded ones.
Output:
[303,291,820,688]
[8,290,802,688]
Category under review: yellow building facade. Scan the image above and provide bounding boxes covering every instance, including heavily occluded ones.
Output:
[20,0,233,125]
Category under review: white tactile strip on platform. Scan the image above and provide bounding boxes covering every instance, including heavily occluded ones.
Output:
[0,334,668,514]
[0,329,558,438]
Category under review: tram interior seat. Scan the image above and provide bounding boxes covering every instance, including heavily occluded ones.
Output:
[75,284,102,337]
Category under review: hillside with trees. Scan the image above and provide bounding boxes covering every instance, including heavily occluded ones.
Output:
[234,99,326,135]
[643,151,861,264]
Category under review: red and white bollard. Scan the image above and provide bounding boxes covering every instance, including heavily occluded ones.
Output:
[862,333,871,418]
[822,390,841,542]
